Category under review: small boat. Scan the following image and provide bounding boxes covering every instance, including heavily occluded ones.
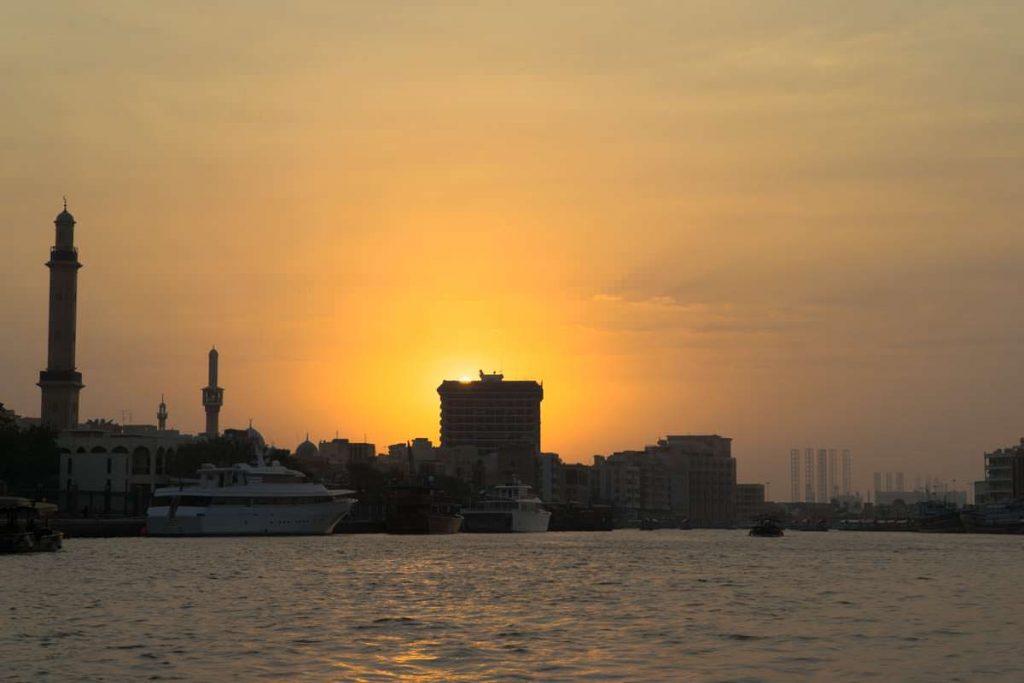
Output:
[1,497,63,553]
[749,517,784,537]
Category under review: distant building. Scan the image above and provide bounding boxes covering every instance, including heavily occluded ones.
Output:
[318,438,376,466]
[593,434,736,527]
[437,371,543,452]
[789,449,801,502]
[975,439,1024,504]
[562,463,591,505]
[735,483,767,525]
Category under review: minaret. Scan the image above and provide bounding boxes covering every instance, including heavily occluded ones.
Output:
[157,395,168,431]
[201,347,224,437]
[38,200,84,431]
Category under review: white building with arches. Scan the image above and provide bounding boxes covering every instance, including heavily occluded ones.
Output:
[58,426,197,516]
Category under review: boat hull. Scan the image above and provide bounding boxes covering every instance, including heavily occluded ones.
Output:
[461,508,551,533]
[146,499,353,536]
[0,530,63,553]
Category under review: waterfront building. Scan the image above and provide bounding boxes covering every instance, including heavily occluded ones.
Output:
[537,452,562,503]
[735,483,767,526]
[437,371,543,452]
[58,424,197,516]
[593,434,736,527]
[38,203,84,431]
[562,463,591,505]
[975,439,1024,504]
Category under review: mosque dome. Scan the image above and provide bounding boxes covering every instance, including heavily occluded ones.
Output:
[295,437,318,459]
[55,208,75,225]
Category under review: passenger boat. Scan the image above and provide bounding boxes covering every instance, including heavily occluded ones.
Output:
[749,517,784,537]
[461,482,551,533]
[385,485,463,535]
[146,447,355,536]
[1,497,63,553]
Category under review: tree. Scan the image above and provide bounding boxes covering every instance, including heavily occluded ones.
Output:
[0,404,60,497]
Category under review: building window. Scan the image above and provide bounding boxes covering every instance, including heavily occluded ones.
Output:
[67,458,73,474]
[107,458,112,474]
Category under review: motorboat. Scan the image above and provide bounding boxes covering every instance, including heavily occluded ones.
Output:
[1,497,62,553]
[146,446,355,536]
[749,517,784,537]
[461,482,551,533]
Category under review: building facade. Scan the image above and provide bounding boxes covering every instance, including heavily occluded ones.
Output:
[437,371,543,452]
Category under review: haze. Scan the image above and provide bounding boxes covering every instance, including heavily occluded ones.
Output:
[3,2,1023,492]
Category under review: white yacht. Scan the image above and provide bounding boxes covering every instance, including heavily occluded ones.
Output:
[146,448,355,537]
[461,482,551,533]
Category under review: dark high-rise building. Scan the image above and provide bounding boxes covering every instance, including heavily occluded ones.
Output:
[39,202,84,430]
[437,371,543,452]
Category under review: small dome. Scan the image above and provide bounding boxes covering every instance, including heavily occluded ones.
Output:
[55,208,75,225]
[295,439,318,459]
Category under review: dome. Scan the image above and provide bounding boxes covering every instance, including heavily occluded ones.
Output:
[295,438,318,459]
[55,208,75,225]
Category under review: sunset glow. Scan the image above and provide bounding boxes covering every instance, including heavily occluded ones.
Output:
[3,2,1023,492]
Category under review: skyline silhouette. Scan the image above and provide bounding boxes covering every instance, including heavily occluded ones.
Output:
[3,3,1024,493]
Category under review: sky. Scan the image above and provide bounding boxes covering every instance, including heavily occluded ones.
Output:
[2,2,1023,496]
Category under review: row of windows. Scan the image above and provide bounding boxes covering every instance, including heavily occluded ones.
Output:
[151,496,335,507]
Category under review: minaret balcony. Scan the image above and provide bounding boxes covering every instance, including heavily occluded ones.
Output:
[39,369,83,384]
[48,247,80,263]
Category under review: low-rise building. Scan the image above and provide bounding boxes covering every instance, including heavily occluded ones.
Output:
[58,425,197,516]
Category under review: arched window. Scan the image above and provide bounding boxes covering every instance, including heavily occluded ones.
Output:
[131,446,151,475]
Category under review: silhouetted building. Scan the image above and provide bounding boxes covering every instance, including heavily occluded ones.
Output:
[593,434,736,527]
[201,347,224,437]
[975,439,1024,504]
[437,371,543,452]
[735,483,767,525]
[38,203,84,431]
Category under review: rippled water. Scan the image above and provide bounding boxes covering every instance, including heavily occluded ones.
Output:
[2,531,1023,682]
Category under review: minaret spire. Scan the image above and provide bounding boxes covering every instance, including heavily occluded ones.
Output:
[38,202,84,430]
[157,394,168,431]
[201,347,224,437]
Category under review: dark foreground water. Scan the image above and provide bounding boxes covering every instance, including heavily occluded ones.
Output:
[2,531,1023,682]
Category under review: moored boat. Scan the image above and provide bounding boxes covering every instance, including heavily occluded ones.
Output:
[461,482,550,533]
[1,497,63,553]
[146,444,354,536]
[749,517,784,537]
[385,485,462,535]
[960,499,1024,534]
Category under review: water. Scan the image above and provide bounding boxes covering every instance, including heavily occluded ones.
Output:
[2,531,1022,682]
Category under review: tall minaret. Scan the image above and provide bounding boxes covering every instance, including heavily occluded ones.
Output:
[157,394,168,431]
[201,347,224,437]
[38,200,84,431]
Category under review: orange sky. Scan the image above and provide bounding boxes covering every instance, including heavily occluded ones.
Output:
[3,2,1024,494]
